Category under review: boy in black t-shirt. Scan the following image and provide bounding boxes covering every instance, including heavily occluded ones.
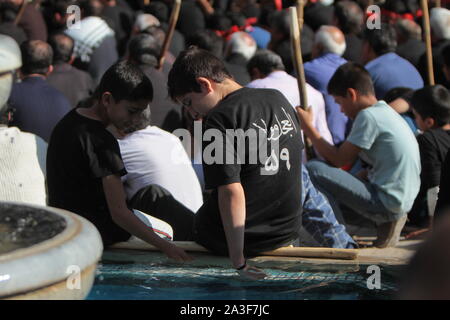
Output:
[47,61,192,262]
[168,47,303,279]
[410,85,450,228]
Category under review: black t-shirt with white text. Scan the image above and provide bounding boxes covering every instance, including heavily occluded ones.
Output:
[46,109,131,246]
[194,87,303,256]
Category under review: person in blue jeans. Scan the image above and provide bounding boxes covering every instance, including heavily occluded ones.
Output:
[300,164,357,249]
[297,62,421,248]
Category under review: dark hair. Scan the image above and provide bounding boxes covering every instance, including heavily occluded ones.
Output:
[334,0,364,34]
[144,1,169,23]
[268,10,291,37]
[384,0,420,15]
[48,33,74,64]
[206,13,232,32]
[443,44,450,68]
[0,2,18,23]
[364,23,397,56]
[227,12,246,28]
[93,60,153,103]
[122,105,152,133]
[328,62,375,97]
[186,30,224,59]
[167,46,232,101]
[20,40,53,75]
[128,34,160,67]
[247,49,285,76]
[383,87,414,103]
[78,0,103,18]
[411,85,450,126]
[52,0,78,15]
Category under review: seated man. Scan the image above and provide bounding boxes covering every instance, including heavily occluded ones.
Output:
[297,62,421,248]
[304,25,350,146]
[246,49,334,160]
[47,33,95,108]
[8,40,72,142]
[363,23,424,99]
[112,107,204,214]
[0,35,47,206]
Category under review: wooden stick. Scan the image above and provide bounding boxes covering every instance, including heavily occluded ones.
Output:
[294,1,308,109]
[297,0,306,32]
[290,6,315,161]
[157,0,182,70]
[435,0,441,8]
[421,0,435,85]
[109,241,359,260]
[14,0,28,25]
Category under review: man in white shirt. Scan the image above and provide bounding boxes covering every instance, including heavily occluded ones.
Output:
[117,109,203,213]
[246,49,334,161]
[0,35,47,206]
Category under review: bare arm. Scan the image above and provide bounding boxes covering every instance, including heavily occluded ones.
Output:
[388,98,410,114]
[218,182,246,268]
[296,107,361,167]
[218,182,266,280]
[102,174,192,262]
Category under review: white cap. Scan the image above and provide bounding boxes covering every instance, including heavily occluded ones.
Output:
[0,35,22,73]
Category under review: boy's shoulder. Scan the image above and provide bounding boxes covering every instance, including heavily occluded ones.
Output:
[51,109,114,145]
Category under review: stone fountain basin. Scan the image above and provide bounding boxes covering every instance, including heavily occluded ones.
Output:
[0,201,103,299]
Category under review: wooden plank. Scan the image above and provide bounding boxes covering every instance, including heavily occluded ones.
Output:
[109,241,359,260]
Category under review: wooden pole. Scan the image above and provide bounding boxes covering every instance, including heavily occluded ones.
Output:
[157,0,182,70]
[421,0,435,85]
[435,0,441,7]
[14,0,28,25]
[295,1,308,110]
[297,0,306,31]
[110,241,359,260]
[290,6,315,160]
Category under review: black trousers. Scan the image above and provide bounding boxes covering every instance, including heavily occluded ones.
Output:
[130,184,196,241]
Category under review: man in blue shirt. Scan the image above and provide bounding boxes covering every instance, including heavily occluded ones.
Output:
[304,25,350,146]
[9,40,71,142]
[363,23,424,99]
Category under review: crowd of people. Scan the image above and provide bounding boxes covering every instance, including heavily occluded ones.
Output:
[0,0,450,283]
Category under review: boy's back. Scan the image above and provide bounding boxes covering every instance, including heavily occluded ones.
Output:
[347,101,421,215]
[194,87,303,255]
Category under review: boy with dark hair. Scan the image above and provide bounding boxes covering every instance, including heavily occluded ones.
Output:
[298,62,421,248]
[47,60,192,262]
[168,47,303,278]
[409,85,450,226]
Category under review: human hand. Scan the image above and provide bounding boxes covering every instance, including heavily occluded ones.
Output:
[162,242,194,262]
[236,264,267,280]
[295,106,314,130]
